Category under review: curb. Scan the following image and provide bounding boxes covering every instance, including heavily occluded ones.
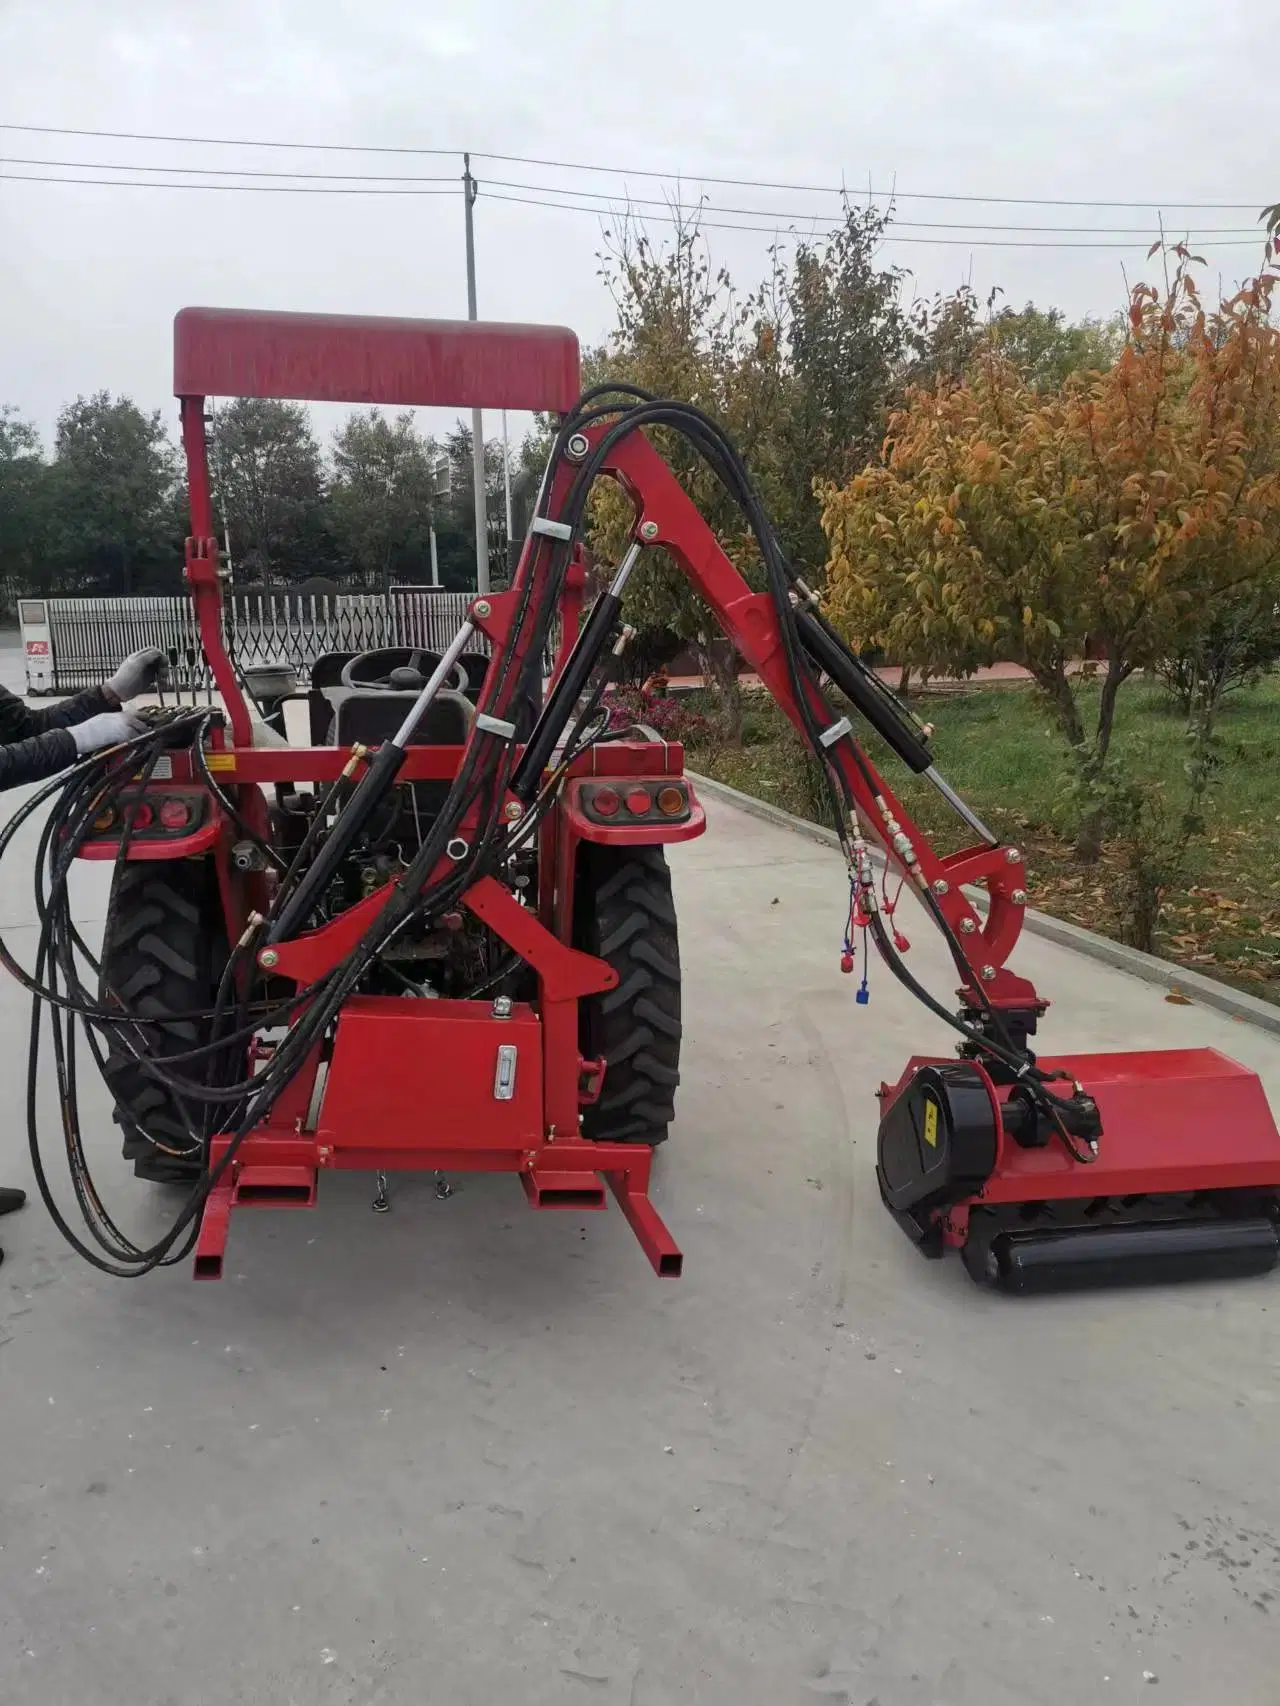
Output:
[687,769,1280,1040]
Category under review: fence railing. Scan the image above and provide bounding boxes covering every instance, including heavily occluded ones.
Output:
[32,588,487,694]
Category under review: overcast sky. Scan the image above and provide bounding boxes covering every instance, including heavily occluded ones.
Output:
[1,0,1273,452]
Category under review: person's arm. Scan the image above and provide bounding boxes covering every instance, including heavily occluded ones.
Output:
[9,648,167,737]
[0,726,78,791]
[0,709,148,795]
[21,684,117,735]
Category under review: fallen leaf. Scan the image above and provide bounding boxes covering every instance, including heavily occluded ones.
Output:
[1165,990,1193,1005]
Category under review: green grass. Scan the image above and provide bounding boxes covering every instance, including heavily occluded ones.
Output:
[685,674,1280,998]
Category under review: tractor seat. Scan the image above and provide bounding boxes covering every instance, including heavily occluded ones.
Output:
[456,652,491,701]
[307,651,358,745]
[333,689,474,820]
[332,690,473,750]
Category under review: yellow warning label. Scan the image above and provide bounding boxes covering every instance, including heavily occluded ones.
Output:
[205,753,237,774]
[923,1098,939,1148]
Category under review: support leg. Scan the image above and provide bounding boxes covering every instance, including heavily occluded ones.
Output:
[604,1153,683,1277]
[193,1179,232,1280]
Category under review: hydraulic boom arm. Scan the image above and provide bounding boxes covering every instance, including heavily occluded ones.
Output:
[594,429,1036,1012]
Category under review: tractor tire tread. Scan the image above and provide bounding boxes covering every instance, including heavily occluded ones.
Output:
[576,845,681,1147]
[99,860,224,1185]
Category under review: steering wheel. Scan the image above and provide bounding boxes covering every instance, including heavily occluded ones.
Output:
[338,647,467,693]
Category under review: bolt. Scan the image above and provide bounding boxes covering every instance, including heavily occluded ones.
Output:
[1011,888,1028,906]
[566,432,590,461]
[473,599,492,619]
[959,918,977,935]
[932,878,949,897]
[639,520,660,541]
[503,800,522,822]
[258,948,279,970]
[981,964,996,980]
[492,995,513,1018]
[1005,846,1021,863]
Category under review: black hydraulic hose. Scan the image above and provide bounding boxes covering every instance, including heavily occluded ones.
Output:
[12,693,510,1273]
[265,740,407,943]
[545,394,1048,1084]
[509,583,628,799]
[16,376,1082,1274]
[191,721,286,873]
[793,608,933,774]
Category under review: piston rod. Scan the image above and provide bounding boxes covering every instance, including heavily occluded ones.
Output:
[266,620,476,944]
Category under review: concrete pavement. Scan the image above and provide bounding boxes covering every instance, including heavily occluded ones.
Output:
[0,791,1278,1705]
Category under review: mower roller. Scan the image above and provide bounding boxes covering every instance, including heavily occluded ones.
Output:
[9,305,1280,1293]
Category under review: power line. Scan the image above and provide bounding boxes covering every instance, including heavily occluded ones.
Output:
[0,153,458,183]
[0,161,1266,244]
[0,120,457,158]
[0,120,1268,213]
[0,171,459,197]
[482,190,1266,250]
[476,153,1267,214]
[479,177,1263,237]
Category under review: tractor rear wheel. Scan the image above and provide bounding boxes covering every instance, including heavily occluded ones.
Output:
[98,859,227,1185]
[574,844,681,1145]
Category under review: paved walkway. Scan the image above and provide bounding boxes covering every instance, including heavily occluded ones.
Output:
[0,793,1277,1703]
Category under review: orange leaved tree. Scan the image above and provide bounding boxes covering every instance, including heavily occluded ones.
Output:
[820,247,1280,860]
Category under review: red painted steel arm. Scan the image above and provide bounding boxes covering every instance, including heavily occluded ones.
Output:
[589,429,1036,1009]
[179,397,252,746]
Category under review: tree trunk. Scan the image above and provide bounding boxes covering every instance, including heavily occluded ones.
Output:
[1093,664,1124,770]
[1074,663,1126,864]
[1026,660,1107,862]
[1028,659,1085,749]
[1074,808,1105,865]
[897,663,911,698]
[697,642,743,745]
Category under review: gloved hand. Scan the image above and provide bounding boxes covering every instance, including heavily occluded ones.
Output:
[105,647,166,705]
[71,710,148,757]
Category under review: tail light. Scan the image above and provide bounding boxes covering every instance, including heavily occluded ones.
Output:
[158,798,191,831]
[83,793,205,840]
[580,779,691,825]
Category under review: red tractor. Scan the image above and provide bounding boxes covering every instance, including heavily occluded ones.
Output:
[18,306,1280,1293]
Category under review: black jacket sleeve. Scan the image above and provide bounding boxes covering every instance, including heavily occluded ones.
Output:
[0,682,115,741]
[0,727,78,793]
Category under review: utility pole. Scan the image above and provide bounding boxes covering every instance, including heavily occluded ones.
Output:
[462,153,489,594]
[501,408,514,576]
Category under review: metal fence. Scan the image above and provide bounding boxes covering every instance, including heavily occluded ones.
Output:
[37,588,485,694]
